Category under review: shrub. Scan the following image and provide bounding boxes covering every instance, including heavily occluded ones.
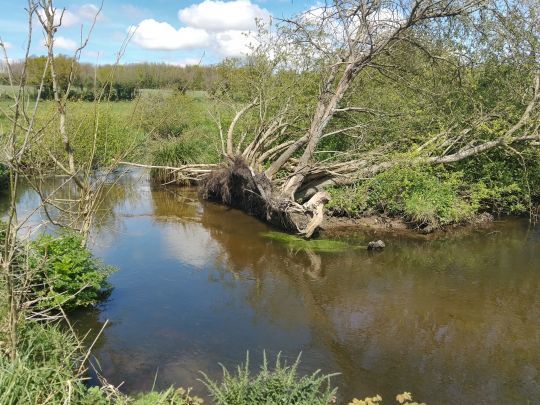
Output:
[328,166,476,229]
[31,233,114,311]
[327,184,369,217]
[202,353,338,405]
[461,150,540,216]
[136,93,216,140]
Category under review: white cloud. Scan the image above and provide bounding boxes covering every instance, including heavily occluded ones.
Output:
[129,1,271,58]
[37,3,102,28]
[0,41,12,50]
[54,36,78,50]
[37,8,79,27]
[168,58,202,67]
[215,30,258,57]
[78,4,102,22]
[178,0,270,32]
[129,19,210,51]
[60,10,81,27]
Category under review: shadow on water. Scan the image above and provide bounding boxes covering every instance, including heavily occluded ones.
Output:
[2,168,539,404]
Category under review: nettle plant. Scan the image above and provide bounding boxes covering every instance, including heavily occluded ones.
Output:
[31,233,114,311]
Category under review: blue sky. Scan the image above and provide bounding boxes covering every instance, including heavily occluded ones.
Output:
[0,0,314,65]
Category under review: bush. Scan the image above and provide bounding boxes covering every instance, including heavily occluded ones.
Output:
[328,166,476,229]
[461,150,540,216]
[202,353,338,405]
[31,233,114,311]
[136,92,215,140]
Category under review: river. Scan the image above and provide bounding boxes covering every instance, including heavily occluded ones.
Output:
[2,168,539,404]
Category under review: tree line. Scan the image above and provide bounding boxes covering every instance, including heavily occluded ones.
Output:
[0,57,220,100]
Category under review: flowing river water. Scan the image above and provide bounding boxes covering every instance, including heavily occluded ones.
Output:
[2,168,539,404]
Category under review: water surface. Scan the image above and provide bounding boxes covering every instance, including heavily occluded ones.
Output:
[3,169,539,404]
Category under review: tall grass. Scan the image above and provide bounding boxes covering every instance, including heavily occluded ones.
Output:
[0,100,146,170]
[202,353,338,405]
[0,320,89,404]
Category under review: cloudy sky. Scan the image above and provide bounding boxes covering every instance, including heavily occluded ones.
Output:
[0,0,312,66]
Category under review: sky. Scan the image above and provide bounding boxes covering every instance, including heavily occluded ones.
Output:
[0,0,314,66]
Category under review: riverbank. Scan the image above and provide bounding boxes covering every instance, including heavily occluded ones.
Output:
[321,211,497,238]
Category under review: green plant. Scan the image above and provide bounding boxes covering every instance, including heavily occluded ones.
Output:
[329,166,477,229]
[326,185,369,217]
[151,136,220,183]
[202,353,338,405]
[0,320,93,404]
[0,164,8,192]
[365,166,475,227]
[130,388,203,405]
[31,233,114,311]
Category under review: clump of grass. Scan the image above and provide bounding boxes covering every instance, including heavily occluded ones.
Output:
[129,388,203,405]
[0,315,202,405]
[201,353,338,405]
[151,136,220,183]
[261,231,350,253]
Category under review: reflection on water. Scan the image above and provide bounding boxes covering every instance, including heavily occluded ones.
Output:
[2,169,539,404]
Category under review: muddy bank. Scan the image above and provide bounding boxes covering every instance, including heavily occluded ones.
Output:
[321,212,497,239]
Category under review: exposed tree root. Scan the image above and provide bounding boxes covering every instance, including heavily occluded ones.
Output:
[201,157,329,238]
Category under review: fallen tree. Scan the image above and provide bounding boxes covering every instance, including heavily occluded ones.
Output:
[143,0,540,237]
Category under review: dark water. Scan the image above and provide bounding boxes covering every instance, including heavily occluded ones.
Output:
[3,169,540,404]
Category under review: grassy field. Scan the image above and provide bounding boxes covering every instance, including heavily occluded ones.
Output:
[0,90,220,170]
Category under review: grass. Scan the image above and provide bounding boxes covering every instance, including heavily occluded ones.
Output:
[0,99,147,169]
[0,314,204,405]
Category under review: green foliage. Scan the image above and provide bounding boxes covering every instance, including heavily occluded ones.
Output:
[327,184,369,218]
[31,233,114,311]
[365,166,476,227]
[137,92,215,140]
[0,320,92,404]
[329,166,476,229]
[0,163,8,192]
[202,353,338,405]
[261,231,351,253]
[12,100,146,169]
[0,315,202,405]
[461,150,540,216]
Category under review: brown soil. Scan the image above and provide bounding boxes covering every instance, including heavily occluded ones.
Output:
[321,212,495,239]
